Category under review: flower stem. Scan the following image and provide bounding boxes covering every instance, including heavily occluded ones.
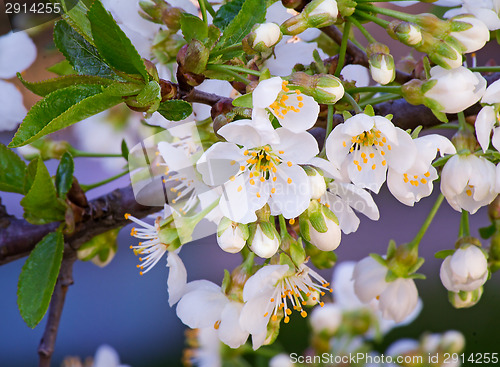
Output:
[359,93,401,107]
[408,193,445,250]
[206,63,261,77]
[69,148,123,158]
[356,4,418,23]
[325,104,334,142]
[81,170,129,191]
[343,92,363,113]
[203,0,216,16]
[457,111,467,131]
[198,0,208,25]
[459,210,470,238]
[469,66,500,73]
[348,16,377,44]
[334,21,351,77]
[355,10,390,28]
[209,43,243,58]
[346,86,402,95]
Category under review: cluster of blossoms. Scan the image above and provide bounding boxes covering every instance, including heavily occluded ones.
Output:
[7,0,500,364]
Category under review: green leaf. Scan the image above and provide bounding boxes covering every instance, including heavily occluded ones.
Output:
[20,159,67,224]
[88,0,148,80]
[9,85,123,147]
[0,143,27,194]
[136,81,161,106]
[18,73,114,97]
[121,139,130,161]
[57,0,93,42]
[233,93,253,108]
[157,100,193,121]
[56,152,74,198]
[54,20,117,79]
[215,0,266,50]
[180,13,208,42]
[24,158,38,194]
[212,0,245,30]
[17,231,64,328]
[47,60,77,76]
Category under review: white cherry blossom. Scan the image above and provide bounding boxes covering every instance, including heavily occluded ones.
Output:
[449,15,490,53]
[440,245,489,292]
[475,79,500,153]
[197,122,318,223]
[239,264,332,349]
[325,113,417,193]
[440,154,497,214]
[444,0,500,31]
[387,134,456,206]
[252,77,320,133]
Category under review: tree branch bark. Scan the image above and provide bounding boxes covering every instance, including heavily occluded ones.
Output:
[0,186,159,265]
[38,251,77,367]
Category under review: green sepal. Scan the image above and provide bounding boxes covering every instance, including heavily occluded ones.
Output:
[322,205,339,225]
[408,272,426,280]
[217,216,232,237]
[369,253,387,266]
[20,159,67,224]
[180,13,208,42]
[313,49,327,74]
[279,253,295,273]
[137,80,161,106]
[423,56,431,79]
[407,256,425,275]
[221,269,232,294]
[431,109,449,123]
[9,85,123,147]
[259,221,277,240]
[386,239,397,259]
[232,93,253,108]
[157,100,193,121]
[310,210,328,233]
[299,213,311,241]
[290,238,306,266]
[384,114,393,121]
[55,152,74,198]
[88,0,148,80]
[18,73,114,97]
[479,223,496,239]
[385,269,398,282]
[17,231,64,328]
[77,228,120,267]
[363,104,375,117]
[342,110,353,120]
[0,143,27,194]
[239,223,250,241]
[410,125,423,139]
[53,20,117,80]
[158,226,180,246]
[434,249,456,259]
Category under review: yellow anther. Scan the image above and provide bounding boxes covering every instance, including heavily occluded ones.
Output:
[369,153,375,158]
[124,213,131,219]
[230,176,236,181]
[271,188,276,194]
[289,218,295,225]
[256,192,261,198]
[214,320,221,330]
[237,186,242,192]
[287,178,292,184]
[250,179,255,185]
[284,316,290,323]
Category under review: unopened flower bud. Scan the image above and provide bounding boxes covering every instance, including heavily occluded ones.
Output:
[366,43,395,85]
[451,128,477,152]
[270,353,295,367]
[139,0,182,31]
[243,23,282,54]
[310,303,342,334]
[217,217,249,253]
[280,14,309,36]
[440,244,488,293]
[304,167,327,199]
[290,72,344,104]
[388,20,422,46]
[449,287,483,308]
[302,0,338,28]
[300,200,341,251]
[281,0,302,8]
[440,330,465,353]
[248,222,280,258]
[181,40,209,75]
[447,15,489,54]
[429,40,463,69]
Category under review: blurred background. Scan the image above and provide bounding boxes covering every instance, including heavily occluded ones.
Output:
[1,2,500,366]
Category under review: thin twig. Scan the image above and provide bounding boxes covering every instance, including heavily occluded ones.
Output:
[38,251,77,367]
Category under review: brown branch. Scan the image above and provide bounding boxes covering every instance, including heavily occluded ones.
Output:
[320,25,413,84]
[38,251,77,367]
[0,185,159,265]
[182,87,223,106]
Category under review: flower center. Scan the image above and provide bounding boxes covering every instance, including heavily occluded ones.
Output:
[466,184,474,196]
[344,129,391,172]
[403,171,430,187]
[269,81,304,119]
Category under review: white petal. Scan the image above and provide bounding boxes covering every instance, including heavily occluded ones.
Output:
[476,106,496,152]
[243,264,289,301]
[0,80,26,131]
[196,142,243,186]
[167,252,187,307]
[378,278,419,323]
[218,119,264,147]
[340,65,370,88]
[176,288,228,329]
[218,302,249,348]
[353,257,388,303]
[239,289,274,337]
[272,128,319,164]
[324,192,360,234]
[93,345,121,367]
[253,77,283,108]
[268,164,311,218]
[273,94,319,132]
[0,32,37,78]
[383,127,417,174]
[346,146,387,193]
[482,79,500,104]
[325,126,352,169]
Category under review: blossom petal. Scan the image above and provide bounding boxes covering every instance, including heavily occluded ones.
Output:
[346,146,387,193]
[218,120,264,147]
[378,278,418,323]
[383,127,417,174]
[272,128,319,164]
[243,264,289,301]
[0,80,26,131]
[253,77,283,108]
[0,32,37,79]
[176,287,228,329]
[268,164,310,218]
[196,142,243,186]
[273,94,319,132]
[476,106,496,153]
[218,302,249,348]
[167,252,187,307]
